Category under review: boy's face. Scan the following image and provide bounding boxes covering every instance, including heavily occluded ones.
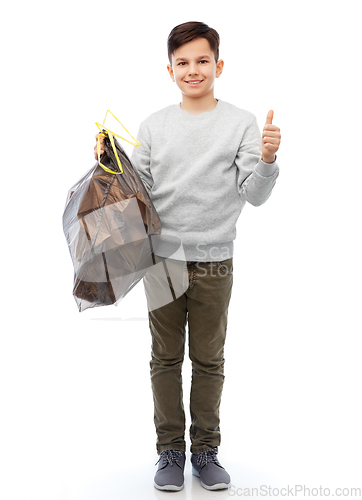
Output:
[167,37,224,99]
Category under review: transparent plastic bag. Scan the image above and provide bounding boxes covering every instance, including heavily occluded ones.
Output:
[62,112,163,312]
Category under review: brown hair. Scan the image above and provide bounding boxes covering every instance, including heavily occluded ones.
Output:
[167,21,220,64]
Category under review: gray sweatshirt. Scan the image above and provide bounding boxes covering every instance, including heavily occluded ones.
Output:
[130,99,279,262]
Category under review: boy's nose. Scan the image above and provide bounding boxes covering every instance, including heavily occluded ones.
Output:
[188,64,199,75]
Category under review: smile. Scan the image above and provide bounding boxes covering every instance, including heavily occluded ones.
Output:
[185,80,203,86]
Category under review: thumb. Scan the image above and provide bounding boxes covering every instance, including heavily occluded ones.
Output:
[265,110,274,125]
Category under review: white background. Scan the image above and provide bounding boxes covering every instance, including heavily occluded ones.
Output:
[1,1,361,499]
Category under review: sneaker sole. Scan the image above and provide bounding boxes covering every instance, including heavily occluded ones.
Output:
[154,481,184,491]
[192,467,230,490]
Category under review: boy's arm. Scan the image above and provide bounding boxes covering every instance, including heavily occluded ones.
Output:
[130,121,154,195]
[236,115,279,206]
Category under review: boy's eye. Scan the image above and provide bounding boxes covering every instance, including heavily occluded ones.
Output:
[177,60,209,66]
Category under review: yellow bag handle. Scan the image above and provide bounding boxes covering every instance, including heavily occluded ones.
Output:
[95,110,140,175]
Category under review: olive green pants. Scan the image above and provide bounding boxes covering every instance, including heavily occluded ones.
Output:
[145,258,233,454]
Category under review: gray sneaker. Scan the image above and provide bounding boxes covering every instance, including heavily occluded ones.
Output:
[191,447,231,490]
[154,450,186,491]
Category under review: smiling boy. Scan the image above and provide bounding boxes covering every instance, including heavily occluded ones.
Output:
[167,36,224,114]
[95,21,281,492]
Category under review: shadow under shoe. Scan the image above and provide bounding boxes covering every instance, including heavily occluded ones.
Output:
[191,447,231,490]
[154,450,186,491]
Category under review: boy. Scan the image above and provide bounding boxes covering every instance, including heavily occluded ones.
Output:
[95,21,281,491]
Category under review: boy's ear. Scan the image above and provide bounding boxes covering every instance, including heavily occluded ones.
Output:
[216,59,224,78]
[167,64,175,82]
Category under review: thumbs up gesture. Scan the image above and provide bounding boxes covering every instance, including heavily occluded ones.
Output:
[262,110,281,163]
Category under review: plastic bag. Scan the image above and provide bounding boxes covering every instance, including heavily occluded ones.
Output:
[62,111,162,312]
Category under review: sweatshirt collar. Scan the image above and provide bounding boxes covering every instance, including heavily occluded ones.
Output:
[173,99,222,120]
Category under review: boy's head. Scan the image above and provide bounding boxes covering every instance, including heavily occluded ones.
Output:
[167,21,224,99]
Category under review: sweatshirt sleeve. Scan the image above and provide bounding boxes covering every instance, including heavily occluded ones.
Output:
[130,120,154,195]
[235,115,279,207]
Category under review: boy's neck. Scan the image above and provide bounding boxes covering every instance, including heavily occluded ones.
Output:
[180,93,218,115]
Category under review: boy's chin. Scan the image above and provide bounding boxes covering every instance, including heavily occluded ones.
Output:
[179,86,209,97]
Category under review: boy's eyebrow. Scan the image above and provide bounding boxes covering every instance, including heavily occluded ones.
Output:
[175,54,211,62]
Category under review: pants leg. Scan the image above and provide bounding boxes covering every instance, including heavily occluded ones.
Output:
[186,259,233,454]
[148,291,188,454]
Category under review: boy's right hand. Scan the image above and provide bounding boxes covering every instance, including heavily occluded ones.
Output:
[94,133,105,160]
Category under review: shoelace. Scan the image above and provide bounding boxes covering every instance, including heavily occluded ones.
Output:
[155,449,184,468]
[196,447,222,469]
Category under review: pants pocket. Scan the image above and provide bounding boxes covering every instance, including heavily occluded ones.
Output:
[216,258,233,276]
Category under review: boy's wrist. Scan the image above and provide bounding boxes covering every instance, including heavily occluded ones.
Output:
[262,154,277,164]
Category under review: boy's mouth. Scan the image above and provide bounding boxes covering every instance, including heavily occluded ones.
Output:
[185,80,203,86]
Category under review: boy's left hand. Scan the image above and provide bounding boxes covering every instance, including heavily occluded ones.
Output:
[262,110,281,163]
